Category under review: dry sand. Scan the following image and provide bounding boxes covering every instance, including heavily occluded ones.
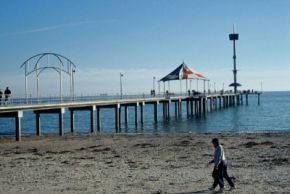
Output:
[0,133,289,194]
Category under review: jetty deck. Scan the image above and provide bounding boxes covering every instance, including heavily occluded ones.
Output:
[0,92,261,141]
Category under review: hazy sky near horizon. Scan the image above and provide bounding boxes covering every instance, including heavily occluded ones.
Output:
[1,0,290,97]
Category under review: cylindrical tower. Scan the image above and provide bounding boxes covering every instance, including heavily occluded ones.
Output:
[229,27,241,93]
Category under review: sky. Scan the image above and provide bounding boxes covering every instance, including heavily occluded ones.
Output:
[1,0,290,97]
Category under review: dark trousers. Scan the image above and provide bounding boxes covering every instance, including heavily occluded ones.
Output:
[212,161,235,189]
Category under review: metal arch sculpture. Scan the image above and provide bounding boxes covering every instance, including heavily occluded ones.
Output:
[20,53,77,102]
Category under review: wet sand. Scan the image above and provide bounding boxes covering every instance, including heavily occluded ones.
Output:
[0,132,289,194]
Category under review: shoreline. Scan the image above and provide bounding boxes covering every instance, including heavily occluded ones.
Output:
[0,132,289,193]
[1,130,290,141]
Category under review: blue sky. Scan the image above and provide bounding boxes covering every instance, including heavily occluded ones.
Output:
[1,0,290,97]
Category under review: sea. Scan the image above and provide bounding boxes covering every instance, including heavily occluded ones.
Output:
[1,91,290,136]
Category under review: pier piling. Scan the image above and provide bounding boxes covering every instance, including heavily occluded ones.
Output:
[90,106,96,133]
[178,99,182,116]
[115,104,120,132]
[0,111,23,141]
[135,103,138,127]
[97,107,101,131]
[124,106,128,125]
[34,108,65,136]
[140,102,145,124]
[70,110,74,133]
[36,112,41,136]
[154,102,158,122]
[0,93,262,141]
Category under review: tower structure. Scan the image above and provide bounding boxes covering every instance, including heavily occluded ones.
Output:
[229,26,241,93]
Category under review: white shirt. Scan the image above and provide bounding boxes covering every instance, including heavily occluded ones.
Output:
[214,144,226,167]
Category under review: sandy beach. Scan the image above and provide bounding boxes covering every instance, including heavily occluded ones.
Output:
[0,132,289,194]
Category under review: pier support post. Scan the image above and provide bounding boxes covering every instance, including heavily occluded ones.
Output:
[246,94,248,105]
[258,93,261,105]
[115,104,120,132]
[198,99,202,117]
[186,100,190,117]
[213,97,217,110]
[119,106,122,130]
[226,96,229,108]
[202,98,207,117]
[124,105,128,125]
[210,97,213,112]
[0,111,23,141]
[237,95,240,106]
[233,96,235,106]
[36,112,41,136]
[167,100,171,118]
[195,100,198,117]
[70,110,74,133]
[59,108,65,136]
[140,102,145,124]
[190,100,194,116]
[163,102,166,119]
[234,96,236,106]
[224,96,227,107]
[135,103,139,127]
[97,107,101,132]
[154,102,158,122]
[175,101,179,118]
[15,111,22,142]
[90,106,96,133]
[178,99,182,116]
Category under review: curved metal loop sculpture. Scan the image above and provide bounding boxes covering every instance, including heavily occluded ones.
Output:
[20,53,77,102]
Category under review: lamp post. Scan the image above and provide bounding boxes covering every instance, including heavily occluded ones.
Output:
[190,80,192,91]
[207,80,210,94]
[153,76,156,91]
[72,69,75,100]
[120,72,123,99]
[158,80,160,96]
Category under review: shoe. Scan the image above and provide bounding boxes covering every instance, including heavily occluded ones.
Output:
[229,186,235,191]
[218,188,224,193]
[208,187,215,191]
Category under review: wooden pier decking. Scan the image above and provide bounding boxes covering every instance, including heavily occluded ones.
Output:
[0,92,261,141]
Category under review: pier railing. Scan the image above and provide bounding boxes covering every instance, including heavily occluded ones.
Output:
[0,93,199,106]
[0,90,251,107]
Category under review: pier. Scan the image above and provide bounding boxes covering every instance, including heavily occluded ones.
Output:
[0,91,261,141]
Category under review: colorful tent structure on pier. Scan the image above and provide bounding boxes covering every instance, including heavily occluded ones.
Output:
[159,62,209,82]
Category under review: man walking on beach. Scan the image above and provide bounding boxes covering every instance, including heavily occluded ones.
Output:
[208,138,235,193]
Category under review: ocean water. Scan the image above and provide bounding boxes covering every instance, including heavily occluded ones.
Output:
[0,91,290,136]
